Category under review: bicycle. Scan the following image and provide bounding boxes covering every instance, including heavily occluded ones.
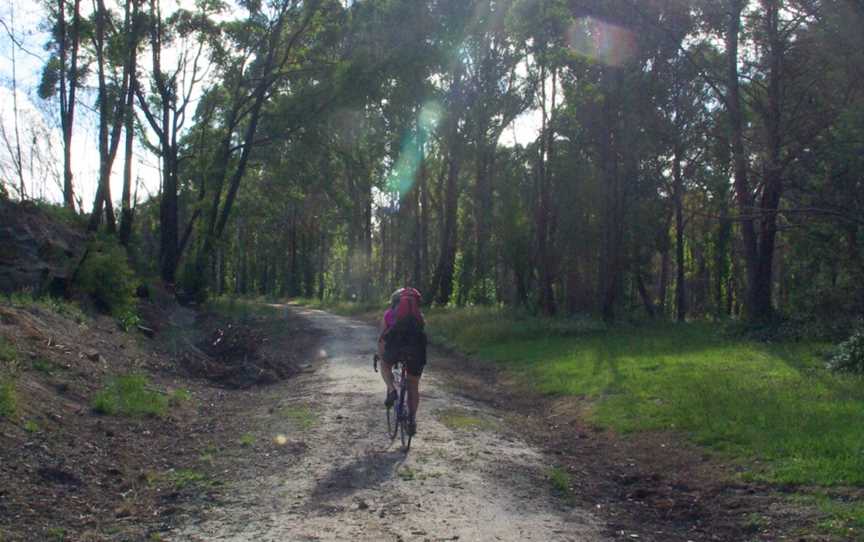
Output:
[374,353,412,451]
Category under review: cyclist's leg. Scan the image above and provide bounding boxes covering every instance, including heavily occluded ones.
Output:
[380,359,396,394]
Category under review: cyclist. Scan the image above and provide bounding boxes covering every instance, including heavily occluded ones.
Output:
[377,287,427,436]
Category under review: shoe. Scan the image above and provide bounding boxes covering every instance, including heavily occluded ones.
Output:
[384,389,397,408]
[406,418,416,436]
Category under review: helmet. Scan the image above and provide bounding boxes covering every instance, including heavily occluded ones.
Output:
[390,289,403,308]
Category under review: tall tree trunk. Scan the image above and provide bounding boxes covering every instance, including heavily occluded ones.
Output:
[431,151,460,306]
[750,0,784,320]
[59,0,82,210]
[535,63,557,316]
[657,212,672,316]
[119,77,136,246]
[673,147,687,322]
[715,202,731,314]
[727,0,760,319]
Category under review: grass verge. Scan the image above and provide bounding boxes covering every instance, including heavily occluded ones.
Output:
[6,289,87,324]
[429,310,864,488]
[205,295,282,321]
[427,308,864,534]
[291,296,380,318]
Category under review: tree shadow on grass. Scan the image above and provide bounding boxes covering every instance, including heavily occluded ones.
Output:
[590,342,626,396]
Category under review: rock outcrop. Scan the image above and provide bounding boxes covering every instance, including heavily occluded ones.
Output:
[0,200,87,296]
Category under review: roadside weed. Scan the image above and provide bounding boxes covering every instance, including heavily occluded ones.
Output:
[0,378,16,418]
[7,290,87,324]
[92,374,167,417]
[0,336,17,366]
[548,466,572,497]
[280,404,317,430]
[169,469,209,489]
[437,407,496,431]
[397,466,416,481]
[239,433,255,447]
[24,419,39,433]
[31,358,57,375]
[169,388,192,405]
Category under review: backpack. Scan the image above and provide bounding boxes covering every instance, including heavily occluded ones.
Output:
[391,287,424,334]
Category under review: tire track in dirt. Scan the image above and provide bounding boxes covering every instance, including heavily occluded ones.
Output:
[170,306,607,541]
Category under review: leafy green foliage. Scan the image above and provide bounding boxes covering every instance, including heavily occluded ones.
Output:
[827,325,864,374]
[116,309,141,332]
[76,239,136,315]
[92,374,167,417]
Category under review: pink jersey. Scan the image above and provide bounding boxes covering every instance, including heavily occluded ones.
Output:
[383,308,396,329]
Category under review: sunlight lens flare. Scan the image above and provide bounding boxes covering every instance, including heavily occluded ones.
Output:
[567,17,637,67]
[385,102,442,199]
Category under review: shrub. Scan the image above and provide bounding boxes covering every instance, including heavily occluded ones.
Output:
[177,261,208,305]
[116,309,141,332]
[827,325,864,374]
[92,374,166,417]
[76,239,136,315]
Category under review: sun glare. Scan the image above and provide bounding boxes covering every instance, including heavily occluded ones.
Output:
[384,101,442,199]
[567,17,637,67]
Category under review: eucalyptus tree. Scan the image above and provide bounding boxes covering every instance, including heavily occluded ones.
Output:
[39,0,86,210]
[135,0,220,282]
[87,0,145,233]
[455,0,533,305]
[195,0,344,270]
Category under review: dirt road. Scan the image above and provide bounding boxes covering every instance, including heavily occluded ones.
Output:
[170,307,607,541]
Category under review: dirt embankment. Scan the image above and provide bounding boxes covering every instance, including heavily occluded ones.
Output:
[0,294,320,541]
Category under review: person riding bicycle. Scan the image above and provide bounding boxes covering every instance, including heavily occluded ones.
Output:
[377,287,427,436]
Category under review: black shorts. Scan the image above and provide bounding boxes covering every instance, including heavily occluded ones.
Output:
[383,331,427,377]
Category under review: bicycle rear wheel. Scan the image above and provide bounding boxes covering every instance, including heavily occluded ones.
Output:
[386,405,398,438]
[400,414,412,451]
[398,385,412,451]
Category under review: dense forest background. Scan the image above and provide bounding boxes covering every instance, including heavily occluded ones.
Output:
[4,0,864,326]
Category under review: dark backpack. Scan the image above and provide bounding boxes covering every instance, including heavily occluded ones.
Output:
[389,287,424,336]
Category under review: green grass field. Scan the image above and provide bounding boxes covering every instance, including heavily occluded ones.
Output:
[426,308,864,489]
